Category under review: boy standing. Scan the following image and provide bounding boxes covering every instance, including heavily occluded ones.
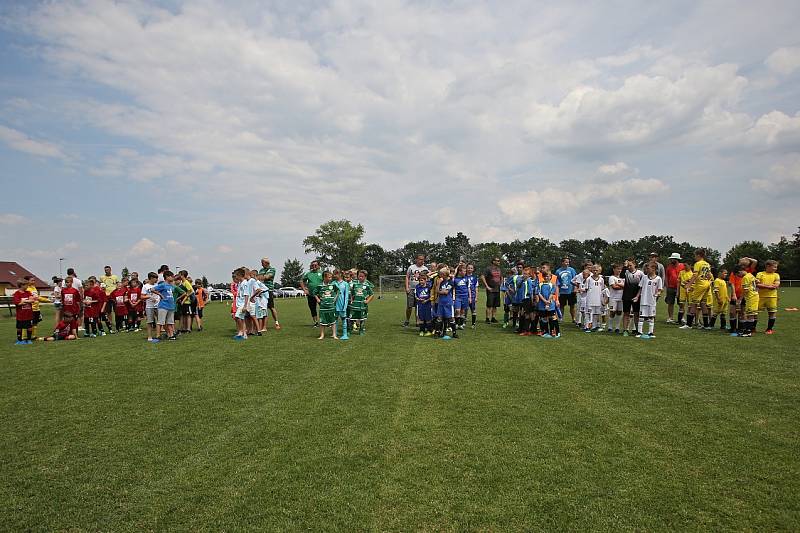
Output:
[737,265,759,337]
[194,280,207,331]
[437,267,457,339]
[315,271,339,340]
[349,270,374,336]
[634,263,663,339]
[756,260,780,334]
[607,264,625,333]
[466,264,478,329]
[111,280,129,333]
[414,271,433,336]
[584,264,605,332]
[710,269,729,330]
[153,271,177,342]
[537,262,560,338]
[333,270,350,340]
[61,276,82,325]
[142,272,160,342]
[82,278,103,337]
[13,280,35,344]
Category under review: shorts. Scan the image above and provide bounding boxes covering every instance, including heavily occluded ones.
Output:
[406,291,416,308]
[146,307,158,324]
[689,284,711,305]
[665,287,678,305]
[16,319,33,329]
[189,304,197,316]
[336,309,347,319]
[454,295,470,311]
[157,309,175,326]
[640,304,656,318]
[319,309,336,326]
[53,333,70,341]
[522,300,534,314]
[196,307,204,318]
[758,296,778,313]
[588,305,604,316]
[558,293,577,307]
[235,304,254,320]
[622,299,640,314]
[678,288,688,303]
[608,299,623,312]
[438,301,454,319]
[350,308,368,321]
[255,305,267,319]
[712,300,729,316]
[181,304,192,316]
[744,296,759,315]
[416,303,432,322]
[486,291,500,308]
[33,311,42,324]
[267,292,275,309]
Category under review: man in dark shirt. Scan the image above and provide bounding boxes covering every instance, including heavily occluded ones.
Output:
[480,257,503,324]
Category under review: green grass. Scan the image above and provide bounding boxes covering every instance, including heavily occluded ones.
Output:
[1,290,799,531]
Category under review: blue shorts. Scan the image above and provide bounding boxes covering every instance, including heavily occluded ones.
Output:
[417,302,432,322]
[454,295,470,310]
[438,301,454,319]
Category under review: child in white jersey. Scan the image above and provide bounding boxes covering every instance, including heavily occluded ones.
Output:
[607,263,625,333]
[634,262,663,339]
[583,264,605,332]
[573,263,591,328]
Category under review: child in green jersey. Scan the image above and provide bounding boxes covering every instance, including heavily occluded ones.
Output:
[349,270,374,335]
[315,271,339,340]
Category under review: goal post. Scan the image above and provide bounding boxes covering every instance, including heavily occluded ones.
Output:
[378,275,407,299]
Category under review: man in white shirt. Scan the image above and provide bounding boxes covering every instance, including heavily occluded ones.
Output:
[404,254,428,327]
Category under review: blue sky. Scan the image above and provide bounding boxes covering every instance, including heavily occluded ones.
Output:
[1,0,799,282]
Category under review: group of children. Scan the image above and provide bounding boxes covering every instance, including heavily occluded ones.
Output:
[413,263,485,339]
[11,267,208,345]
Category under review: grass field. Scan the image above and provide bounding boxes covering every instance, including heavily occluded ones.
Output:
[1,290,799,531]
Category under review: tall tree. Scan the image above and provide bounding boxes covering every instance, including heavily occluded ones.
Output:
[558,239,584,263]
[442,232,473,265]
[201,275,209,288]
[723,241,769,269]
[473,242,505,270]
[121,266,130,278]
[358,244,393,281]
[280,258,304,288]
[303,220,366,269]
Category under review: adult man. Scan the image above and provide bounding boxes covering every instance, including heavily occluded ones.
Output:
[258,257,281,330]
[649,252,666,282]
[664,253,685,323]
[403,254,428,327]
[480,256,502,324]
[300,260,323,327]
[621,258,644,335]
[64,267,83,296]
[555,257,578,323]
[100,266,119,319]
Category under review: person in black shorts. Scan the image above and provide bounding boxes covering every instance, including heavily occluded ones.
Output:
[481,257,503,323]
[621,258,644,335]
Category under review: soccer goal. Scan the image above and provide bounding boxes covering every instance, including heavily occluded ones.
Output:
[378,275,407,299]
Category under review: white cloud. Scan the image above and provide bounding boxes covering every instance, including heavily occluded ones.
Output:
[725,111,800,153]
[751,155,800,197]
[597,162,635,176]
[0,125,65,158]
[765,47,800,76]
[129,238,160,257]
[0,213,28,225]
[216,245,233,254]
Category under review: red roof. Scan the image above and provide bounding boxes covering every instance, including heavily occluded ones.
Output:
[0,261,51,289]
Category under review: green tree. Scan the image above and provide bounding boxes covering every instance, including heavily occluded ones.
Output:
[121,266,130,279]
[201,275,209,288]
[358,244,396,281]
[723,241,769,270]
[303,220,366,269]
[473,242,505,271]
[442,232,473,265]
[280,258,304,288]
[557,239,584,263]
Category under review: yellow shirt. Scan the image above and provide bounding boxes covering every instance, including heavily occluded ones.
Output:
[180,279,194,303]
[755,271,780,298]
[741,272,758,302]
[26,286,44,311]
[712,278,729,303]
[692,260,712,286]
[100,274,119,295]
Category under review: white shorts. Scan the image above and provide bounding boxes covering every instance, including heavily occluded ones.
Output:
[608,299,623,312]
[589,305,604,316]
[235,303,254,320]
[640,304,656,318]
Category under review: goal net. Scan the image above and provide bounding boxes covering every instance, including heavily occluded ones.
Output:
[378,275,407,299]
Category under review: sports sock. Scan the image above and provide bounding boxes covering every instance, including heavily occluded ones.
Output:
[702,315,709,328]
[752,318,758,331]
[647,319,654,335]
[677,311,684,323]
[638,318,644,334]
[84,317,91,332]
[729,317,737,332]
[768,317,775,330]
[686,314,695,327]
[17,329,22,341]
[26,328,32,340]
[709,315,717,328]
[471,313,476,326]
[720,316,727,329]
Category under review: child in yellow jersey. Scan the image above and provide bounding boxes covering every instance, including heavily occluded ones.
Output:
[709,269,729,330]
[25,276,50,340]
[736,264,759,337]
[756,260,780,334]
[682,248,713,330]
[677,263,693,325]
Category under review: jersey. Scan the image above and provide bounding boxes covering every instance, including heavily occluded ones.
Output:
[437,278,455,305]
[712,278,729,303]
[692,260,713,288]
[467,275,478,300]
[84,286,104,318]
[334,280,350,313]
[100,274,119,296]
[555,266,577,294]
[453,276,470,300]
[741,272,758,303]
[415,282,431,303]
[585,276,605,307]
[128,287,142,310]
[756,271,780,298]
[315,282,338,312]
[350,280,373,319]
[537,278,556,310]
[13,290,33,321]
[638,275,663,307]
[111,288,128,315]
[61,287,81,315]
[608,275,624,301]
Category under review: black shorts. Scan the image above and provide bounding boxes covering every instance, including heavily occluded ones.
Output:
[486,291,500,308]
[267,291,275,309]
[32,311,42,324]
[522,300,534,313]
[197,307,204,318]
[189,304,197,316]
[180,304,191,315]
[622,299,640,314]
[665,287,678,305]
[558,293,577,307]
[16,319,33,329]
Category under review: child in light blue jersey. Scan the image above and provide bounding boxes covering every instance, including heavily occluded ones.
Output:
[466,263,478,329]
[333,270,350,340]
[453,264,470,330]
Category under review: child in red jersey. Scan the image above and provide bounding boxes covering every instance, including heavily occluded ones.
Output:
[111,280,129,333]
[61,276,82,322]
[45,311,78,341]
[82,277,102,337]
[127,279,143,332]
[13,280,35,345]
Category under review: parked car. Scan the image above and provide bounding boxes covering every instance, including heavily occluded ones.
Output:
[278,286,304,298]
[209,288,233,301]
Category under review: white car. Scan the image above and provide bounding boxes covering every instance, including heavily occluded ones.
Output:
[278,287,305,297]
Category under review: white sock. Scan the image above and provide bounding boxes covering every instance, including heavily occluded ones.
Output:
[648,320,654,335]
[638,318,644,333]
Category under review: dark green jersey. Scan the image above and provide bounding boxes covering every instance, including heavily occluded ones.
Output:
[259,267,277,290]
[350,280,374,311]
[314,282,338,312]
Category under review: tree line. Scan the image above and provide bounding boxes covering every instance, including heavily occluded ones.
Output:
[272,220,800,287]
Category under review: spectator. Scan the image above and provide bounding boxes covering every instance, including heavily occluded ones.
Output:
[300,260,324,327]
[259,257,281,330]
[664,253,685,323]
[403,254,428,328]
[649,252,666,281]
[555,257,578,323]
[480,256,503,324]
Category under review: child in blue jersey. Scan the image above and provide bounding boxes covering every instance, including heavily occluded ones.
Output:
[500,268,515,328]
[514,266,533,335]
[415,271,433,336]
[466,264,478,329]
[333,269,350,340]
[436,267,458,338]
[537,262,561,338]
[453,264,471,330]
[509,262,525,331]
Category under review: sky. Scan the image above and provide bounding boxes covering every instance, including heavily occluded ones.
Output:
[0,0,799,282]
